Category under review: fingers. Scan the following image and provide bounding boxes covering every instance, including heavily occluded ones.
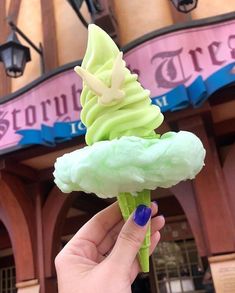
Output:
[150,201,158,217]
[149,231,161,255]
[130,231,161,282]
[67,202,122,249]
[151,215,165,235]
[107,204,151,270]
[98,220,124,255]
[98,202,162,256]
[129,213,164,281]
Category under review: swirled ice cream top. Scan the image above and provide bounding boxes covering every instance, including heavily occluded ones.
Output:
[74,24,163,145]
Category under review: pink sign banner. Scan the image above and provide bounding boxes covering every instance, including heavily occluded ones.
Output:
[0,70,83,153]
[1,14,235,154]
[124,17,235,99]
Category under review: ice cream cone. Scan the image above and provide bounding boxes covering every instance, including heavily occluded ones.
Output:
[117,190,151,272]
[53,24,206,275]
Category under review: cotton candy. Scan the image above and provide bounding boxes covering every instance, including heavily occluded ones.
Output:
[54,131,205,198]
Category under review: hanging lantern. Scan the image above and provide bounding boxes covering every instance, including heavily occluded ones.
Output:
[0,31,31,78]
[170,0,198,13]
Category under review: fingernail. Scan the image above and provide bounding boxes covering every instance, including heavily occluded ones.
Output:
[133,205,151,226]
[153,200,158,207]
[159,214,165,220]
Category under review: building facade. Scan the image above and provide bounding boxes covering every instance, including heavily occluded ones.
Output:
[0,1,235,292]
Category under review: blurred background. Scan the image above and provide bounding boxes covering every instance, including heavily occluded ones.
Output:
[1,1,235,292]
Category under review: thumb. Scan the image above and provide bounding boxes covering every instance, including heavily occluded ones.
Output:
[108,204,151,270]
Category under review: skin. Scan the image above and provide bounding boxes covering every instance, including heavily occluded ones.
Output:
[55,201,165,293]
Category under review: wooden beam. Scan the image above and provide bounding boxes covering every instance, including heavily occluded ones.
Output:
[209,84,235,106]
[165,102,211,128]
[223,143,235,226]
[34,184,46,293]
[8,0,22,23]
[171,181,208,256]
[3,136,85,162]
[40,0,59,71]
[0,160,38,181]
[72,193,110,215]
[178,115,235,254]
[165,214,187,223]
[0,0,22,98]
[0,233,11,250]
[157,196,184,217]
[62,214,91,236]
[38,167,54,181]
[0,255,15,268]
[0,0,11,98]
[214,118,235,137]
[161,220,193,242]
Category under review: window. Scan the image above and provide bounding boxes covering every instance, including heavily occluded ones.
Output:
[153,240,206,292]
[0,266,16,293]
[152,220,214,292]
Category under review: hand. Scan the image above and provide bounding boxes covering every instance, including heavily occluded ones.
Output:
[55,201,165,293]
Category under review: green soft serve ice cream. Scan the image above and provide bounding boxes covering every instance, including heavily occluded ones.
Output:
[75,24,163,145]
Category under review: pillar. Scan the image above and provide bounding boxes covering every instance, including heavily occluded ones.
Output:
[223,143,235,225]
[0,172,36,282]
[43,187,76,280]
[178,116,235,254]
[112,0,174,46]
[171,181,208,256]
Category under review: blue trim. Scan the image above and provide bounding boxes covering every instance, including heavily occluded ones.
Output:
[152,62,235,111]
[17,121,86,146]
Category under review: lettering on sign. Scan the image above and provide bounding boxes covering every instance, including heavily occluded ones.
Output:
[125,19,235,97]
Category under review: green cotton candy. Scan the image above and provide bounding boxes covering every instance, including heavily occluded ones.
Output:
[53,131,205,198]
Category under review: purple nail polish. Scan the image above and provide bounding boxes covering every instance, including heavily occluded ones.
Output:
[133,205,151,226]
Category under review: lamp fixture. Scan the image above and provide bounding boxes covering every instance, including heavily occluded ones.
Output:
[0,21,45,78]
[0,31,30,78]
[67,0,102,28]
[170,0,198,13]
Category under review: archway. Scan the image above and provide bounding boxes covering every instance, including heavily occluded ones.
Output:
[43,186,110,279]
[42,186,76,278]
[0,221,16,292]
[148,181,212,293]
[171,181,208,256]
[0,172,36,282]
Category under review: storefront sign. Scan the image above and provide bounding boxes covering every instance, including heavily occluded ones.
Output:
[1,15,235,154]
[209,253,235,293]
[125,17,235,110]
[0,70,83,152]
